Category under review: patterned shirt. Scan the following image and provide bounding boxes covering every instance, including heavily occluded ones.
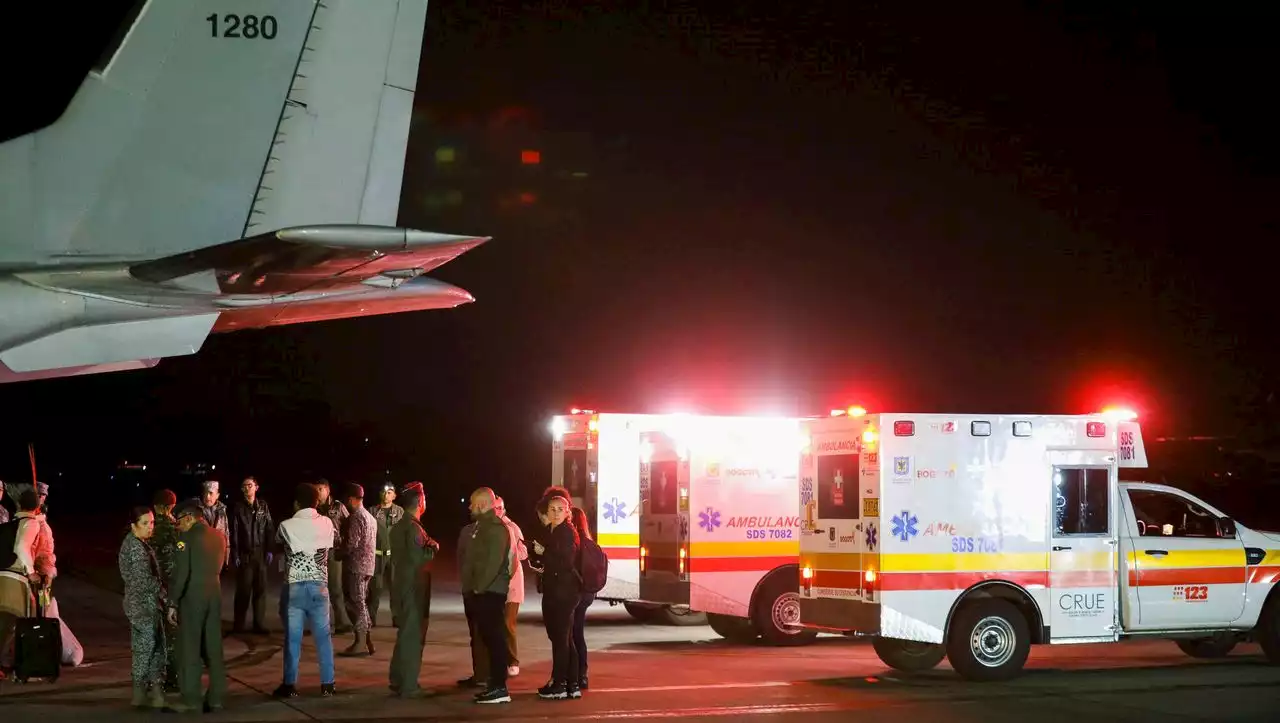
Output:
[320,501,348,549]
[370,503,404,552]
[277,509,334,585]
[343,505,377,577]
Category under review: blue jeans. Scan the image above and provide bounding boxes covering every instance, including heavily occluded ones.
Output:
[283,581,335,686]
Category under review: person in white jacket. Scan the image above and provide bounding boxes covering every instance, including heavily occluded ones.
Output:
[493,497,527,677]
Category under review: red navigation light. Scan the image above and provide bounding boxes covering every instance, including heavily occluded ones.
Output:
[893,421,915,437]
[521,149,541,165]
[1086,421,1107,438]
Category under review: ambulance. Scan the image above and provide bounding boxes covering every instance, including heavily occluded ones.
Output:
[638,414,816,644]
[550,410,708,624]
[797,410,1280,681]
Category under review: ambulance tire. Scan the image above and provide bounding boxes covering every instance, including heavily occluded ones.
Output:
[654,605,708,627]
[754,579,818,646]
[872,637,946,673]
[1175,635,1237,659]
[707,613,759,643]
[945,599,1031,682]
[624,602,658,622]
[1257,595,1280,664]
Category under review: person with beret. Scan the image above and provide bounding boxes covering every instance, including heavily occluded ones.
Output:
[388,482,440,697]
[339,482,377,656]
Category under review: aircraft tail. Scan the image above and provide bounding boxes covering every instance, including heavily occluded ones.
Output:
[0,0,430,264]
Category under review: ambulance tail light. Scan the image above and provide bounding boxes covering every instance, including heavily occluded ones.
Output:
[679,546,688,578]
[801,565,814,595]
[862,429,878,444]
[587,418,599,433]
[639,546,648,574]
[863,567,878,594]
[1086,421,1106,438]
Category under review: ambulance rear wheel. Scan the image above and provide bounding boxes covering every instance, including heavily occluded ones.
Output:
[946,599,1031,682]
[1175,634,1237,659]
[754,580,818,646]
[872,637,946,672]
[654,605,708,627]
[1256,596,1280,664]
[624,602,658,622]
[707,613,759,643]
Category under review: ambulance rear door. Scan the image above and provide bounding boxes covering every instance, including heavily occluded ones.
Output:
[639,429,691,605]
[551,413,593,511]
[594,413,650,602]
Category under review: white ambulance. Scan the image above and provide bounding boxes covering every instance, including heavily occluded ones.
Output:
[797,410,1280,681]
[550,410,707,625]
[638,414,817,644]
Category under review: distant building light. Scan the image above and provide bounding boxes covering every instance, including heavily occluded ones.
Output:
[520,149,541,165]
[519,191,537,204]
[435,146,456,163]
[571,171,589,178]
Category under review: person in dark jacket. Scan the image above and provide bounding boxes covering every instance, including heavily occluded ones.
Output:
[568,506,595,689]
[534,495,582,700]
[388,483,440,697]
[229,476,274,634]
[461,487,513,705]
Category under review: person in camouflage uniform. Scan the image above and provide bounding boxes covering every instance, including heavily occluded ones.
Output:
[151,489,181,690]
[315,480,352,633]
[196,481,230,570]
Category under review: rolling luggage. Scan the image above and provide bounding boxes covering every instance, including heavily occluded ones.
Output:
[12,593,62,683]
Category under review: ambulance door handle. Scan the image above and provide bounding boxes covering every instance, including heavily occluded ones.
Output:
[1144,549,1168,557]
[1052,545,1072,551]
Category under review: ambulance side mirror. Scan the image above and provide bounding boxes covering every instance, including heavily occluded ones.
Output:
[1216,517,1237,539]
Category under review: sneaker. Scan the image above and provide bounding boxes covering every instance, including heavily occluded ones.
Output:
[507,665,520,677]
[474,686,511,704]
[272,684,298,699]
[567,685,582,699]
[320,683,336,697]
[538,682,568,700]
[579,674,589,690]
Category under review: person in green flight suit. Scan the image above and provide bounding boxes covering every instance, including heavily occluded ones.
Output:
[165,499,229,714]
[387,482,440,697]
[149,489,181,692]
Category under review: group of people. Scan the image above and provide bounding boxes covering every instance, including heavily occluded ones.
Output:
[0,481,86,681]
[112,476,600,709]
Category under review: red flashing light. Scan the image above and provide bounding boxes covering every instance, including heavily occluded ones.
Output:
[1086,421,1106,438]
[518,191,537,204]
[893,421,915,437]
[521,149,541,165]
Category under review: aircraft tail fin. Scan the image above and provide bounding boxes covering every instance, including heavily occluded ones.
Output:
[0,0,430,264]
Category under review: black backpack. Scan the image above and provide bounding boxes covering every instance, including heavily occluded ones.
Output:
[578,536,609,594]
[0,518,19,571]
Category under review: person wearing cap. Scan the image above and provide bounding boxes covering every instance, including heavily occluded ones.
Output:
[166,499,229,713]
[197,480,230,568]
[388,482,440,697]
[151,489,181,691]
[21,480,85,667]
[314,479,353,634]
[229,476,275,635]
[339,482,377,656]
[367,481,404,627]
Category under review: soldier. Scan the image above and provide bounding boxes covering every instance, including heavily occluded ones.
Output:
[388,482,439,697]
[367,481,403,627]
[196,480,230,569]
[150,489,181,691]
[229,476,274,634]
[315,480,352,634]
[339,482,377,657]
[166,499,229,714]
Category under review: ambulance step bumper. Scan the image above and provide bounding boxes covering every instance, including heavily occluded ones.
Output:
[800,598,880,633]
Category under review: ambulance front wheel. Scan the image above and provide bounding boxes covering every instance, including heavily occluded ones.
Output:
[1175,634,1237,659]
[945,599,1031,682]
[872,637,946,672]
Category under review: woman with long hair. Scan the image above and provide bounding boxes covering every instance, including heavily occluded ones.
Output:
[532,495,582,700]
[568,506,595,689]
[118,505,168,708]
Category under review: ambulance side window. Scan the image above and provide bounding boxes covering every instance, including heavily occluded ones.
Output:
[1126,489,1221,538]
[817,453,859,520]
[1054,467,1109,536]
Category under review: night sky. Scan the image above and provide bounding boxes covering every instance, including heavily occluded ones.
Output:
[2,1,1276,529]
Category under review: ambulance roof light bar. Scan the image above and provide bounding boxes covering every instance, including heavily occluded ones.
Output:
[569,407,596,415]
[830,405,867,417]
[1099,407,1138,421]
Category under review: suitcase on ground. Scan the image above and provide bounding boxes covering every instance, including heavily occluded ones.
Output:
[13,598,62,683]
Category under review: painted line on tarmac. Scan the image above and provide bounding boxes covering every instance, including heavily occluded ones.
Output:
[590,681,792,694]
[572,702,843,719]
